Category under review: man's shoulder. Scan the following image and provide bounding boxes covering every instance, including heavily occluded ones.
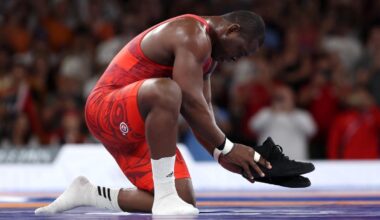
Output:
[169,18,211,51]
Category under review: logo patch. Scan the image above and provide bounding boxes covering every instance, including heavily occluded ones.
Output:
[166,171,174,178]
[119,122,129,135]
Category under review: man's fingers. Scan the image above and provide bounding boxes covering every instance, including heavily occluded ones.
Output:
[258,156,272,169]
[249,160,265,177]
[242,163,254,181]
[254,150,272,169]
[241,170,255,183]
[266,161,272,169]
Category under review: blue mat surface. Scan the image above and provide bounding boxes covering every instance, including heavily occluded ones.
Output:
[1,191,380,219]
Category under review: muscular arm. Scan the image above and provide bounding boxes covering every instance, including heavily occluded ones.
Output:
[191,74,218,152]
[172,39,225,154]
[171,23,269,180]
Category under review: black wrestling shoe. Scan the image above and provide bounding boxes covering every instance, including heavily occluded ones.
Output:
[242,171,311,188]
[255,175,311,188]
[252,137,315,178]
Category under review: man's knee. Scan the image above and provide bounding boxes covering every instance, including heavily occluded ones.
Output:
[139,79,182,116]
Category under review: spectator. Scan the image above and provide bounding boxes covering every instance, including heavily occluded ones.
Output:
[1,12,31,53]
[10,113,37,147]
[274,28,313,92]
[40,1,74,51]
[366,26,380,105]
[59,110,86,144]
[250,85,316,160]
[328,88,380,159]
[0,0,378,157]
[229,57,273,145]
[298,53,341,158]
[0,64,40,146]
[321,4,363,72]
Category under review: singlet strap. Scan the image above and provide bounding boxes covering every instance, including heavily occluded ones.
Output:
[181,14,210,33]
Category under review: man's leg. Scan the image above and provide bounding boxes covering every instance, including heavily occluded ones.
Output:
[136,78,198,215]
[35,79,197,214]
[35,176,195,214]
[118,178,195,212]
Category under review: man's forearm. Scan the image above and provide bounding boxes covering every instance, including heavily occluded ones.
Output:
[181,97,225,154]
[191,103,221,155]
[193,131,212,151]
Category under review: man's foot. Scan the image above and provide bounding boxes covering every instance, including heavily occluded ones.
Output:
[152,193,199,215]
[252,137,315,178]
[35,176,93,214]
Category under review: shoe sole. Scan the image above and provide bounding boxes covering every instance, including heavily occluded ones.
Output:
[255,175,311,188]
[254,163,315,178]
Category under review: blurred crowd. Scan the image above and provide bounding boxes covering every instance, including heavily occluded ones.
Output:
[0,0,379,160]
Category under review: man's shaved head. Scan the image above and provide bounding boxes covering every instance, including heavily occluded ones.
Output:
[222,10,266,46]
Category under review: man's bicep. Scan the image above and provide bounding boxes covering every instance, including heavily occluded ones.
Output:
[172,48,205,96]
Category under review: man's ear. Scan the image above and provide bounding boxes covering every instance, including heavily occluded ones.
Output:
[226,24,240,35]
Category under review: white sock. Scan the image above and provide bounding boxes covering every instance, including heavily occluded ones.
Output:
[151,156,199,215]
[91,185,121,211]
[35,176,122,214]
[151,156,177,199]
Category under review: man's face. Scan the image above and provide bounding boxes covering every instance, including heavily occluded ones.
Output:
[212,31,260,62]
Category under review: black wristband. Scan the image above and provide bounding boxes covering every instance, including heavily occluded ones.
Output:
[216,136,227,151]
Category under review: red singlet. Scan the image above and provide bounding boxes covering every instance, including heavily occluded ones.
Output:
[85,14,212,191]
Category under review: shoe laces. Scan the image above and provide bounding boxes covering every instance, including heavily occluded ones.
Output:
[274,144,291,160]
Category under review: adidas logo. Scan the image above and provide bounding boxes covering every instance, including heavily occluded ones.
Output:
[166,171,174,178]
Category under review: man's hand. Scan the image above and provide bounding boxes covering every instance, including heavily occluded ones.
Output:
[220,144,272,182]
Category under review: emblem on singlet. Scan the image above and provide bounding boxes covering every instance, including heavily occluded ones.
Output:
[120,122,129,135]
